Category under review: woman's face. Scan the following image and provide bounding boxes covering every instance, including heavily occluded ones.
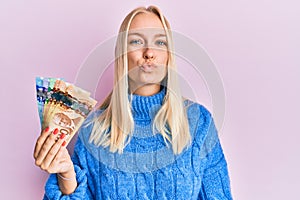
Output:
[127,13,168,91]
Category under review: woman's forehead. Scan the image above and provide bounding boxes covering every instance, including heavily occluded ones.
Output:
[129,13,164,30]
[128,28,166,38]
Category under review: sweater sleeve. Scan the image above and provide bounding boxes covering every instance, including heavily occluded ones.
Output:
[197,115,233,200]
[43,129,94,199]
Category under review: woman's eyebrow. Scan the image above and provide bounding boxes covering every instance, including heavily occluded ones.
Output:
[128,32,144,37]
[128,32,166,38]
[154,33,167,38]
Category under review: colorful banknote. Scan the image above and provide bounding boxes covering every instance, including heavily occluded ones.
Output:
[36,77,97,146]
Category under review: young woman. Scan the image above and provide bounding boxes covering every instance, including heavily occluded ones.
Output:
[34,5,233,199]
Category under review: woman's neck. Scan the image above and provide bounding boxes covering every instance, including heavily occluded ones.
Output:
[130,84,161,96]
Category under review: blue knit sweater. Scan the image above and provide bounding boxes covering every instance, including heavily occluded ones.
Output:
[44,88,232,199]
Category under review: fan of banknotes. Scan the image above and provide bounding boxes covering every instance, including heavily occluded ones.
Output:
[35,77,97,146]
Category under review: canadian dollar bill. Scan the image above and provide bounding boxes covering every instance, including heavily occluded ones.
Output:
[36,77,97,146]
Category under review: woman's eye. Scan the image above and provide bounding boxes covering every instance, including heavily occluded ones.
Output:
[129,39,143,45]
[155,40,167,46]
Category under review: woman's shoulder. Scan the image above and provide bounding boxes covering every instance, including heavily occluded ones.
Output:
[86,108,104,122]
[73,108,105,154]
[183,99,214,143]
[183,99,212,124]
[77,109,104,140]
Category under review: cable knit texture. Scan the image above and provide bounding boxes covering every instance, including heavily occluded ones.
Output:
[43,88,232,200]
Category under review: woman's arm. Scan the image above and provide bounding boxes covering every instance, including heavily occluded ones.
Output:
[34,128,77,194]
[34,124,95,199]
[197,118,233,200]
[57,160,77,195]
[43,137,93,199]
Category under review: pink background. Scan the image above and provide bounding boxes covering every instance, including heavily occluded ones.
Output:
[1,0,299,199]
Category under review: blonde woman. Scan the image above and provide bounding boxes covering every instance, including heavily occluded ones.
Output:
[34,5,233,199]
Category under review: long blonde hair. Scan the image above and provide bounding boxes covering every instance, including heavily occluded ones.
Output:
[89,5,191,154]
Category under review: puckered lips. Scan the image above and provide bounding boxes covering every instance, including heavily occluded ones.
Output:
[140,63,156,73]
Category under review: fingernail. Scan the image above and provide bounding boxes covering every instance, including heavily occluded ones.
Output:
[53,128,59,135]
[44,127,49,132]
[62,141,66,146]
[60,133,65,139]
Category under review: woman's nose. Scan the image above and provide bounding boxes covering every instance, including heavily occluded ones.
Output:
[143,47,155,60]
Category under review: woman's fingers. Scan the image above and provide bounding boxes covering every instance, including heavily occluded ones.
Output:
[34,127,51,159]
[40,133,66,171]
[35,128,59,166]
[34,128,72,174]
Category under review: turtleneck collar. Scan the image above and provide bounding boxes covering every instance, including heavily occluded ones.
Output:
[130,86,166,120]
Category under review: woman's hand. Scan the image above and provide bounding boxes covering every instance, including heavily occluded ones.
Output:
[34,127,73,174]
[34,127,77,194]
